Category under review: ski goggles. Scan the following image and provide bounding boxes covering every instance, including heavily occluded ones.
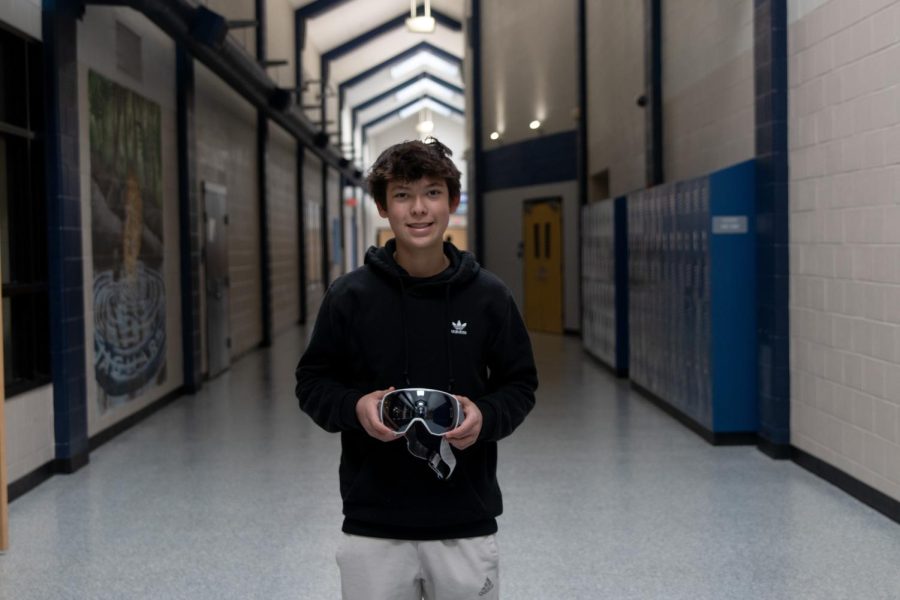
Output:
[379,388,463,436]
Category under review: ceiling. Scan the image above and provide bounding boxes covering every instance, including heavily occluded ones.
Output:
[285,0,467,164]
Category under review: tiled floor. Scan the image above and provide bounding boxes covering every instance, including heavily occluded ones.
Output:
[1,327,899,599]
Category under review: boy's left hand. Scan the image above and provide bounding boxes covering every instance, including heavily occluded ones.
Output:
[445,395,482,450]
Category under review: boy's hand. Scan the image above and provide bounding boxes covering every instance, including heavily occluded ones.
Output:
[445,395,482,450]
[356,387,398,442]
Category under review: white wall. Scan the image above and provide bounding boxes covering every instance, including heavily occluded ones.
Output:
[662,0,755,181]
[788,0,900,502]
[480,0,578,147]
[4,386,53,484]
[0,0,41,39]
[587,0,646,197]
[483,181,580,332]
[78,6,184,437]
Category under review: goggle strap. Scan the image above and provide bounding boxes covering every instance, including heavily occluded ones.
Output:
[437,437,456,479]
[403,430,457,480]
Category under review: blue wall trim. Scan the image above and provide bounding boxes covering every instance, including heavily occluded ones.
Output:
[43,2,89,471]
[482,130,578,192]
[709,160,758,432]
[754,0,790,453]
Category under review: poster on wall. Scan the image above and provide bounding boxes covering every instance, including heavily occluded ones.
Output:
[88,70,166,414]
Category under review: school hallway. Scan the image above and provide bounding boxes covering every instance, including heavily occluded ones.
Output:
[1,326,898,600]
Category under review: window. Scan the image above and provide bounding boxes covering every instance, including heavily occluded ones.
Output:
[0,26,50,397]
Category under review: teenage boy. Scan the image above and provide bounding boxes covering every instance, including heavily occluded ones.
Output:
[296,137,538,600]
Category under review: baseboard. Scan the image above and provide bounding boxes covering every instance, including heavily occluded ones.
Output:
[54,451,90,474]
[757,436,791,460]
[582,348,628,379]
[630,381,756,446]
[8,386,187,503]
[8,461,55,503]
[89,386,185,452]
[791,447,900,526]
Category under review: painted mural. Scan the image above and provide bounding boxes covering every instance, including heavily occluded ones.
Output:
[88,71,166,413]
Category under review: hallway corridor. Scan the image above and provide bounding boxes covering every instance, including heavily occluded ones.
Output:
[1,329,899,599]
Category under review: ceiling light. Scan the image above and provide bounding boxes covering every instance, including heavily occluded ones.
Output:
[416,108,435,134]
[529,120,541,130]
[406,0,436,33]
[490,131,500,140]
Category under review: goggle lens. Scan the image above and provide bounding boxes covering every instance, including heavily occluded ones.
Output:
[380,388,461,435]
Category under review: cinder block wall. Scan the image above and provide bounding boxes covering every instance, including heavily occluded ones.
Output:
[586,0,646,198]
[195,62,263,360]
[268,124,300,332]
[662,0,755,181]
[789,0,900,502]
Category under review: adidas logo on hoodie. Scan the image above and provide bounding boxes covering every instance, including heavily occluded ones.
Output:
[450,320,468,335]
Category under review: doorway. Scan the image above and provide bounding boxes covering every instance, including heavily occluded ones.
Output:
[522,198,563,333]
[203,182,230,378]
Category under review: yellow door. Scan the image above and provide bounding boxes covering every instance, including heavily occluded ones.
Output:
[523,199,563,333]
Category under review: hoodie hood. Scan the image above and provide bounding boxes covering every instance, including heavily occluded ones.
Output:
[364,239,480,291]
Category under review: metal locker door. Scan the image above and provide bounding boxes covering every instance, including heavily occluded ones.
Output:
[203,182,230,378]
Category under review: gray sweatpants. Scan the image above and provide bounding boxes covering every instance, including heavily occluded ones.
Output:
[336,533,500,600]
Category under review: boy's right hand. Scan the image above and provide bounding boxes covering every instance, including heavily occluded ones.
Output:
[356,387,397,442]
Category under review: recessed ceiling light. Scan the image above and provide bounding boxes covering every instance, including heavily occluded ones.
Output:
[490,131,500,140]
[529,120,541,130]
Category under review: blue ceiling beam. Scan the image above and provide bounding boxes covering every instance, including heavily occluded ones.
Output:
[338,41,461,100]
[297,0,353,19]
[336,41,462,159]
[351,72,464,135]
[322,8,461,67]
[361,93,465,135]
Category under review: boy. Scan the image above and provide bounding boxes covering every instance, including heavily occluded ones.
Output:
[295,137,537,600]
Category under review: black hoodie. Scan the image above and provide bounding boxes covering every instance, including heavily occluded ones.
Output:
[296,240,538,540]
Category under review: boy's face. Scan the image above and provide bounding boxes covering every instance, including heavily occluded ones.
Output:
[379,176,459,255]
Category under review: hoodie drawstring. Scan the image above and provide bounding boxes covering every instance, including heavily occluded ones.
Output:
[444,284,455,393]
[398,279,412,386]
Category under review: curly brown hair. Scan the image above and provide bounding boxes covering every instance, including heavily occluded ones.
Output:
[366,137,461,210]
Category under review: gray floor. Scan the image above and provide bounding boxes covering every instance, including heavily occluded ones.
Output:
[2,328,900,600]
